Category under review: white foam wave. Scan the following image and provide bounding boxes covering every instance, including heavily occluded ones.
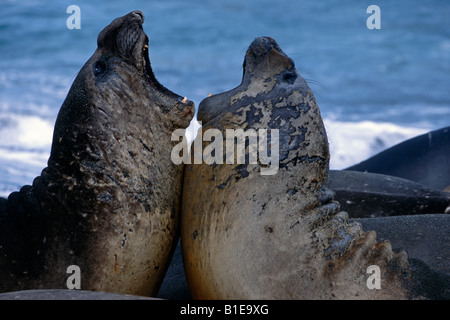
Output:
[0,114,431,198]
[183,117,429,172]
[0,113,53,149]
[324,119,428,170]
[0,114,53,197]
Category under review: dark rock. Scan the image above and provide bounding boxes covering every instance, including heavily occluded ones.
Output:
[327,170,450,218]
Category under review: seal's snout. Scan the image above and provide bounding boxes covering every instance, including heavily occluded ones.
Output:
[173,97,195,123]
[250,37,278,53]
[247,36,285,60]
[97,10,145,56]
[243,36,294,77]
[132,10,144,23]
[181,99,195,118]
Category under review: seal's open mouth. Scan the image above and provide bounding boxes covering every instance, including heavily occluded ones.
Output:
[96,10,194,118]
[140,29,194,119]
[140,36,187,104]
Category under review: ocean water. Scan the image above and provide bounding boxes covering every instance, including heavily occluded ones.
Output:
[0,0,449,197]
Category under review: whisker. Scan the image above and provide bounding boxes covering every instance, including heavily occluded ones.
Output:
[304,78,327,102]
[304,78,327,90]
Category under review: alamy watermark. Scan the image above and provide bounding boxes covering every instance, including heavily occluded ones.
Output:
[65,5,381,33]
[171,122,280,176]
[366,265,381,289]
[366,5,381,30]
[66,5,81,30]
[66,265,81,289]
[63,264,380,291]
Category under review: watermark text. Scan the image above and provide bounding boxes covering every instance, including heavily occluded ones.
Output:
[66,265,81,289]
[366,5,381,29]
[171,123,279,175]
[66,5,81,30]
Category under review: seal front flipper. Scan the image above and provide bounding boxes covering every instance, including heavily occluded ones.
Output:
[0,11,194,296]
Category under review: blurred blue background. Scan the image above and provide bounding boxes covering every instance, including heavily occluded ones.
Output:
[0,0,449,196]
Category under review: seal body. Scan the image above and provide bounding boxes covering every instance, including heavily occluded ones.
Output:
[347,126,450,191]
[0,11,194,296]
[181,37,414,299]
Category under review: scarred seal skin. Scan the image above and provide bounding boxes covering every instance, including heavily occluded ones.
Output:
[0,11,194,296]
[181,37,423,299]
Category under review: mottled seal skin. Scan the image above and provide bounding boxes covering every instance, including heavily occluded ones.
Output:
[181,37,435,299]
[0,11,194,296]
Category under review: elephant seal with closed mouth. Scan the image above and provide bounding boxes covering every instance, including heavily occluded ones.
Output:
[0,10,194,297]
[181,36,449,299]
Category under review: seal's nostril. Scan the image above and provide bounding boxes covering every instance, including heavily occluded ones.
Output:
[282,71,297,84]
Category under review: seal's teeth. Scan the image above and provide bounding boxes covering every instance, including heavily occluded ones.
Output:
[143,44,148,50]
[181,97,188,103]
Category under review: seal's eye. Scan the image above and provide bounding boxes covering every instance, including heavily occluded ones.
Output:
[282,72,297,84]
[93,60,107,77]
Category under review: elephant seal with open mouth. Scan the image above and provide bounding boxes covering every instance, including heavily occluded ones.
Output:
[0,11,194,297]
[181,36,449,299]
